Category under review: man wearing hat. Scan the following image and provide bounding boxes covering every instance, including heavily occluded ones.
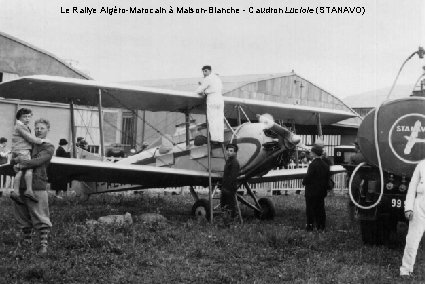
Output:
[220,143,240,222]
[195,65,224,144]
[56,139,71,158]
[302,143,330,231]
[53,139,71,198]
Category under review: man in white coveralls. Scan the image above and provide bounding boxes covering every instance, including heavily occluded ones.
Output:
[195,65,224,144]
[400,159,425,276]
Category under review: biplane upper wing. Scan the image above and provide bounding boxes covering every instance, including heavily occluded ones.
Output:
[0,75,356,125]
[248,165,346,183]
[0,157,222,188]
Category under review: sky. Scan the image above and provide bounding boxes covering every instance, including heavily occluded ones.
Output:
[0,0,424,98]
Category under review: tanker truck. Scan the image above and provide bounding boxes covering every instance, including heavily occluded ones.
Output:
[345,48,425,245]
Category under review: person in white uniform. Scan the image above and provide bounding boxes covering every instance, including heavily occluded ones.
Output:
[195,65,224,144]
[400,159,425,276]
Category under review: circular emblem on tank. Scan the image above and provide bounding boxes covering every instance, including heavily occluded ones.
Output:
[388,113,425,164]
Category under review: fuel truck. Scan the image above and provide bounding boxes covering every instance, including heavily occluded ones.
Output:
[345,48,425,245]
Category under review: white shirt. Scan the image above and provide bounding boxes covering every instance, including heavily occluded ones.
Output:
[195,73,223,103]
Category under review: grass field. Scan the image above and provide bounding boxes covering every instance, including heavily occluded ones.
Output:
[0,192,424,284]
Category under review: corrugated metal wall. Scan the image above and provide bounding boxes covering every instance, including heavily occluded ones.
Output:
[225,76,348,111]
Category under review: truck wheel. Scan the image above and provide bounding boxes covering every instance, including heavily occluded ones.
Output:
[192,199,211,221]
[360,220,375,245]
[360,219,389,245]
[254,198,275,220]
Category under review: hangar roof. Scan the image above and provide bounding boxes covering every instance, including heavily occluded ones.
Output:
[0,31,91,80]
[125,73,293,93]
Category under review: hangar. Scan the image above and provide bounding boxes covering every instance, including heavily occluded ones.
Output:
[0,31,129,154]
[0,32,358,159]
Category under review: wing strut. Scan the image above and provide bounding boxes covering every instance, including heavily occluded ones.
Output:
[316,112,323,138]
[237,105,242,125]
[238,105,251,123]
[207,111,213,222]
[185,111,190,148]
[141,110,146,145]
[98,89,105,159]
[292,120,299,168]
[70,100,77,158]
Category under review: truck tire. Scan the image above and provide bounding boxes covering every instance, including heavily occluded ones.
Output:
[360,218,390,245]
[360,220,375,245]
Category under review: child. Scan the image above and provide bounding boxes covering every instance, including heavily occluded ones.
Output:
[9,108,48,204]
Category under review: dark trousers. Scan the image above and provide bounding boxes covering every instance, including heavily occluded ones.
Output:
[51,180,68,195]
[220,188,237,218]
[305,195,326,230]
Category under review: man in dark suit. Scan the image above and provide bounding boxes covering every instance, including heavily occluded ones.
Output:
[220,143,240,221]
[53,139,71,198]
[302,144,330,231]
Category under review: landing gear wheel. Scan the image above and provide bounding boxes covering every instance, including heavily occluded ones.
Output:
[192,199,211,221]
[254,198,275,220]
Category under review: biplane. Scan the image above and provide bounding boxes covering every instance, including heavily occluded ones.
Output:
[0,75,355,220]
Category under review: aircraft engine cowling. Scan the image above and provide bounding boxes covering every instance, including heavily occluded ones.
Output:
[232,119,299,177]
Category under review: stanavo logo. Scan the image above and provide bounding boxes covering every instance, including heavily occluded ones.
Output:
[388,113,425,163]
[395,123,425,133]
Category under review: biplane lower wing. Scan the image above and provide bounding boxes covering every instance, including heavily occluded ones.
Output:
[248,165,346,183]
[0,157,222,189]
[0,158,345,190]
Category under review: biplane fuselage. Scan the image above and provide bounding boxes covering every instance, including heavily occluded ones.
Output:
[118,121,298,181]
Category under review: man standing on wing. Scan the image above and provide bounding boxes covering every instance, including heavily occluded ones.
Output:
[195,65,224,145]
